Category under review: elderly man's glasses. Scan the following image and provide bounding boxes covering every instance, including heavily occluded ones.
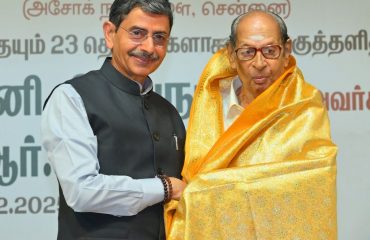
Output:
[120,27,168,47]
[235,45,282,61]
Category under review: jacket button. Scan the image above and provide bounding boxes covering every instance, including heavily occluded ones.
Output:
[153,132,160,141]
[144,101,149,110]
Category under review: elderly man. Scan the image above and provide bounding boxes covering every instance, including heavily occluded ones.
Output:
[166,10,337,240]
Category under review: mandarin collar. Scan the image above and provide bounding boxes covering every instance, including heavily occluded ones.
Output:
[100,57,153,96]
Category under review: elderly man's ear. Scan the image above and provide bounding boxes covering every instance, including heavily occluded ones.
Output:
[226,43,237,70]
[283,38,292,68]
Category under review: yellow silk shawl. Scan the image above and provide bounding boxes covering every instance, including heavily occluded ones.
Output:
[165,48,337,240]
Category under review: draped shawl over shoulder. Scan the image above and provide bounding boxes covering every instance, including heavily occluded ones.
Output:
[166,48,337,240]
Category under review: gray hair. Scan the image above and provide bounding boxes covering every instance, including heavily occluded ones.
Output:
[228,10,289,48]
[109,0,173,31]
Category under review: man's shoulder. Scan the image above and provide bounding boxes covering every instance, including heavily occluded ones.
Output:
[66,68,102,85]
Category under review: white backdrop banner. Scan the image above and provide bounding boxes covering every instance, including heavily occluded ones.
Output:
[1,0,369,239]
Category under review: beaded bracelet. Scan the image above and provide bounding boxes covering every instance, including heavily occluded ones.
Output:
[163,175,173,203]
[157,174,173,204]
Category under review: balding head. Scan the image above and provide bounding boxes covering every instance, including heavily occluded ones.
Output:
[228,10,289,48]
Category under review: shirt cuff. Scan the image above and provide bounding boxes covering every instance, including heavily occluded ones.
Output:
[140,178,165,206]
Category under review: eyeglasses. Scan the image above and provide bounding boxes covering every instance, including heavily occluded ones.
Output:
[120,27,168,47]
[235,45,282,61]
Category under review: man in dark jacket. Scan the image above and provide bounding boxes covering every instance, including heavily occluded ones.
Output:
[42,1,186,239]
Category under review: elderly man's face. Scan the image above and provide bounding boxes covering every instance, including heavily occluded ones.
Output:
[229,12,291,99]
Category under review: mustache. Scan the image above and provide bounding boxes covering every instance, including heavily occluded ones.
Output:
[128,49,160,61]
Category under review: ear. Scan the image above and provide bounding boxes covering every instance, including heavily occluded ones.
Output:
[283,38,292,67]
[103,21,116,49]
[226,42,237,70]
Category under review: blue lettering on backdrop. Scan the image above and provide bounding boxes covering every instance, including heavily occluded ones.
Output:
[0,75,42,117]
[0,135,47,187]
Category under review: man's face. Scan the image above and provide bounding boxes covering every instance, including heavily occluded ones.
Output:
[229,12,291,99]
[104,7,170,83]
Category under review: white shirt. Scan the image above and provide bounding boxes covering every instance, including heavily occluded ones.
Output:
[41,81,164,217]
[220,77,245,130]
